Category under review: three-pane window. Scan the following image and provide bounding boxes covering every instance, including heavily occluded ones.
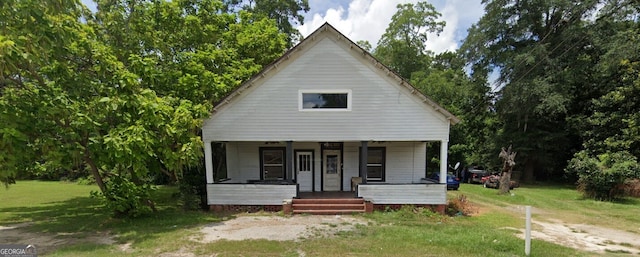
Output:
[361,147,385,181]
[260,148,286,180]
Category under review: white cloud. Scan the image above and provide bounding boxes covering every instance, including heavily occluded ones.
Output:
[297,0,484,54]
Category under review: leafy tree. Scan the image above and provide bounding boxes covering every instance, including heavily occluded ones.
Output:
[579,13,640,159]
[356,40,372,52]
[373,2,494,172]
[461,0,602,181]
[223,0,309,46]
[411,52,495,167]
[0,0,288,215]
[373,1,445,78]
[93,0,287,104]
[565,1,640,199]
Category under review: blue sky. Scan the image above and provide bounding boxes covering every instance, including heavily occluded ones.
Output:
[81,0,485,54]
[299,0,485,53]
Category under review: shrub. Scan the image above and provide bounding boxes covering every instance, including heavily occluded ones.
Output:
[566,151,640,201]
[446,194,475,216]
[91,174,156,217]
[621,179,640,198]
[177,163,208,211]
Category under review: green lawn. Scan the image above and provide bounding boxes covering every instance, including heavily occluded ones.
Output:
[1,181,638,256]
[451,183,640,234]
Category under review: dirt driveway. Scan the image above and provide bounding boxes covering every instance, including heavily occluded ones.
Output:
[193,214,367,242]
[502,205,640,255]
[0,214,367,255]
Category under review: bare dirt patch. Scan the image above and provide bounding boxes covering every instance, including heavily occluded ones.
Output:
[193,214,368,242]
[0,222,116,255]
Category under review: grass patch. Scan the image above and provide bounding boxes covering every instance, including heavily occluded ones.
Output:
[450,183,640,232]
[2,180,638,256]
[0,181,221,256]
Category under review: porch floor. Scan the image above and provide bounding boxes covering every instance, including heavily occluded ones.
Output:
[297,191,358,199]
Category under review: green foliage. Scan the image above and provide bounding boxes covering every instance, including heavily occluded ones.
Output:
[91,174,156,217]
[566,151,640,201]
[411,52,495,166]
[0,0,288,217]
[461,0,640,183]
[177,163,208,211]
[223,0,309,46]
[373,1,444,78]
[374,2,496,169]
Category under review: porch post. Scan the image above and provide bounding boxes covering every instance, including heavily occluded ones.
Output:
[204,141,214,184]
[286,141,293,181]
[440,139,448,184]
[360,141,368,184]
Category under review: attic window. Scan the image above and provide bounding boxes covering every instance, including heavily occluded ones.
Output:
[299,90,352,111]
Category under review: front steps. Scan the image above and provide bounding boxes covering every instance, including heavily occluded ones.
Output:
[291,198,366,215]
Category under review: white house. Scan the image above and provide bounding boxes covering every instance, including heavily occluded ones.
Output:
[202,23,459,213]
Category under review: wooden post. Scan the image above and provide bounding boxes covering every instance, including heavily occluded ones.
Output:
[204,141,214,184]
[286,141,293,181]
[525,206,531,255]
[360,141,368,184]
[440,140,448,184]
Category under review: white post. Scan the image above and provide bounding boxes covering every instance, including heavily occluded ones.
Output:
[525,206,531,256]
[204,141,214,184]
[439,140,448,184]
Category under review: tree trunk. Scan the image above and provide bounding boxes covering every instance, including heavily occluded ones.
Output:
[84,149,106,193]
[498,146,517,195]
[499,166,512,194]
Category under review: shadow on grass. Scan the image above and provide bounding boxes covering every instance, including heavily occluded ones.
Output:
[0,186,225,248]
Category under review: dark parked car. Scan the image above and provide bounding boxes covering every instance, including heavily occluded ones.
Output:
[463,166,489,184]
[429,173,460,190]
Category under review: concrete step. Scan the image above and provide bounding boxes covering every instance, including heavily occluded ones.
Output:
[292,198,364,204]
[292,209,366,215]
[292,203,365,210]
[291,198,366,214]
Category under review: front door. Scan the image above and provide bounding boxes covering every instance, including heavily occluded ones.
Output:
[323,150,341,191]
[296,151,313,192]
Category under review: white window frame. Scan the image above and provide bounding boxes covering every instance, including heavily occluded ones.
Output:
[296,151,313,173]
[298,89,352,111]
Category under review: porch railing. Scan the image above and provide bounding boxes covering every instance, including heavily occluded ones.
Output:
[206,183,298,205]
[357,183,446,204]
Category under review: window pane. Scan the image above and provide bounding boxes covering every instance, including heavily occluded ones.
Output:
[367,149,383,164]
[263,150,283,164]
[298,154,312,172]
[362,147,384,182]
[326,155,338,174]
[367,166,382,179]
[302,93,348,109]
[264,166,284,179]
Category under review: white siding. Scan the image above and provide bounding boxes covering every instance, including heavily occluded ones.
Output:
[384,142,427,183]
[357,184,446,204]
[207,184,297,205]
[203,37,450,142]
[343,142,360,191]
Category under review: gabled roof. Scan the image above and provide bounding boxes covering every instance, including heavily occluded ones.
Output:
[211,22,460,125]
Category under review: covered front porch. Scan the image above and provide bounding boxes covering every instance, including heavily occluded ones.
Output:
[205,140,450,213]
[206,178,447,214]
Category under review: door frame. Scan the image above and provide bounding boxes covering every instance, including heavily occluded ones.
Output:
[294,149,315,192]
[320,142,343,191]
